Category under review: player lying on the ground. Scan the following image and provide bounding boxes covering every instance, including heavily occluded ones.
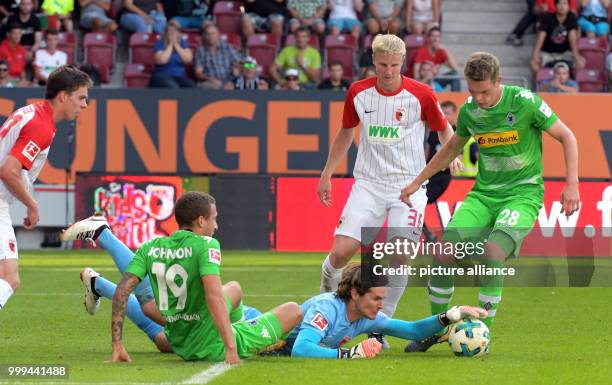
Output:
[400,51,579,353]
[63,224,261,354]
[61,191,302,364]
[271,262,486,359]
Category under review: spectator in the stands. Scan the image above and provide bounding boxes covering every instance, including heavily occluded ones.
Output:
[287,0,326,37]
[406,0,439,35]
[0,23,26,79]
[41,0,74,32]
[165,0,209,30]
[120,0,167,35]
[33,29,67,85]
[318,60,350,90]
[539,61,578,92]
[242,0,286,41]
[360,65,376,79]
[530,0,585,75]
[78,0,118,32]
[577,0,610,37]
[0,0,19,20]
[540,0,577,13]
[364,0,403,35]
[506,1,577,47]
[149,20,195,88]
[224,56,270,90]
[269,26,321,88]
[413,26,461,91]
[327,0,363,40]
[0,59,17,87]
[4,0,41,61]
[416,60,443,92]
[276,68,302,90]
[194,22,241,89]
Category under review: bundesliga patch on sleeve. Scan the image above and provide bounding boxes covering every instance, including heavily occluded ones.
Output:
[310,312,328,331]
[208,248,221,265]
[22,140,41,162]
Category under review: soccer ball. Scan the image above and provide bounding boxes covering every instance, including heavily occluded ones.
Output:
[447,318,490,357]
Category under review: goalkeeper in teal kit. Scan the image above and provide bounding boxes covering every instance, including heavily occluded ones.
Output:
[400,52,580,352]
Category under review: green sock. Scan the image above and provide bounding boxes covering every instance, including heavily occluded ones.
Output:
[428,262,456,315]
[478,259,505,328]
[229,301,244,323]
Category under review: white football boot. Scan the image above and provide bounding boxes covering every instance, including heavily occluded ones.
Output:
[60,214,109,245]
[80,268,101,315]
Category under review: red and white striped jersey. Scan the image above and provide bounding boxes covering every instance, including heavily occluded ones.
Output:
[343,76,447,189]
[0,101,57,203]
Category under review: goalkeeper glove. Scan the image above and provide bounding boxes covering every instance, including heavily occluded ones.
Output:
[439,305,488,326]
[338,338,382,359]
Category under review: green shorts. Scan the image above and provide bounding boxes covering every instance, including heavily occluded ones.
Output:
[233,312,283,358]
[206,312,283,361]
[444,190,542,258]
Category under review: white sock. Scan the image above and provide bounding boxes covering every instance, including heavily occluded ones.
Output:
[0,278,14,310]
[381,274,408,317]
[320,255,343,293]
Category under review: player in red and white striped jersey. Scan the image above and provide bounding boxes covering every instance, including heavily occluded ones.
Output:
[317,34,461,345]
[0,65,91,311]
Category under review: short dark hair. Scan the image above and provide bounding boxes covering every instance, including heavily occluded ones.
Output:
[328,60,343,70]
[295,26,310,36]
[427,26,441,37]
[45,65,92,99]
[174,191,216,228]
[6,22,21,32]
[45,29,59,39]
[336,263,388,302]
[441,100,457,111]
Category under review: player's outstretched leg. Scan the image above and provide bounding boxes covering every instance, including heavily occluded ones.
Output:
[320,235,360,293]
[405,253,456,353]
[79,267,171,352]
[61,214,133,274]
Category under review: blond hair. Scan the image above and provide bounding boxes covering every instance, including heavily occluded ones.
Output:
[464,52,500,82]
[372,34,406,56]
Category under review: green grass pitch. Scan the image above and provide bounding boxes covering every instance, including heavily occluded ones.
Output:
[1,250,610,385]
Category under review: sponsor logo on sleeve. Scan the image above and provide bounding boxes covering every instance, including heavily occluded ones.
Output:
[310,312,328,331]
[475,130,519,148]
[208,248,221,265]
[22,140,41,162]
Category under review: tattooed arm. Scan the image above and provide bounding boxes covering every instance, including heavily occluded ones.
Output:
[111,273,141,362]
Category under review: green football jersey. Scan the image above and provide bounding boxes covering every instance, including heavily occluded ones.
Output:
[456,85,557,196]
[126,230,223,361]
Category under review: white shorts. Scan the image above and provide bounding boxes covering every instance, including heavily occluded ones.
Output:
[334,179,428,244]
[0,201,18,260]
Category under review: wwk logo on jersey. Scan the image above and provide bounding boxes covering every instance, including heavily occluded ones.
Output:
[22,140,41,162]
[476,130,519,148]
[208,248,221,265]
[310,313,328,331]
[368,125,401,143]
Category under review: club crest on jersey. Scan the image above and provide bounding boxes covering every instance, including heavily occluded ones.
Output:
[506,112,515,126]
[208,248,221,265]
[310,312,328,331]
[22,140,41,162]
[395,107,407,123]
[8,239,16,253]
